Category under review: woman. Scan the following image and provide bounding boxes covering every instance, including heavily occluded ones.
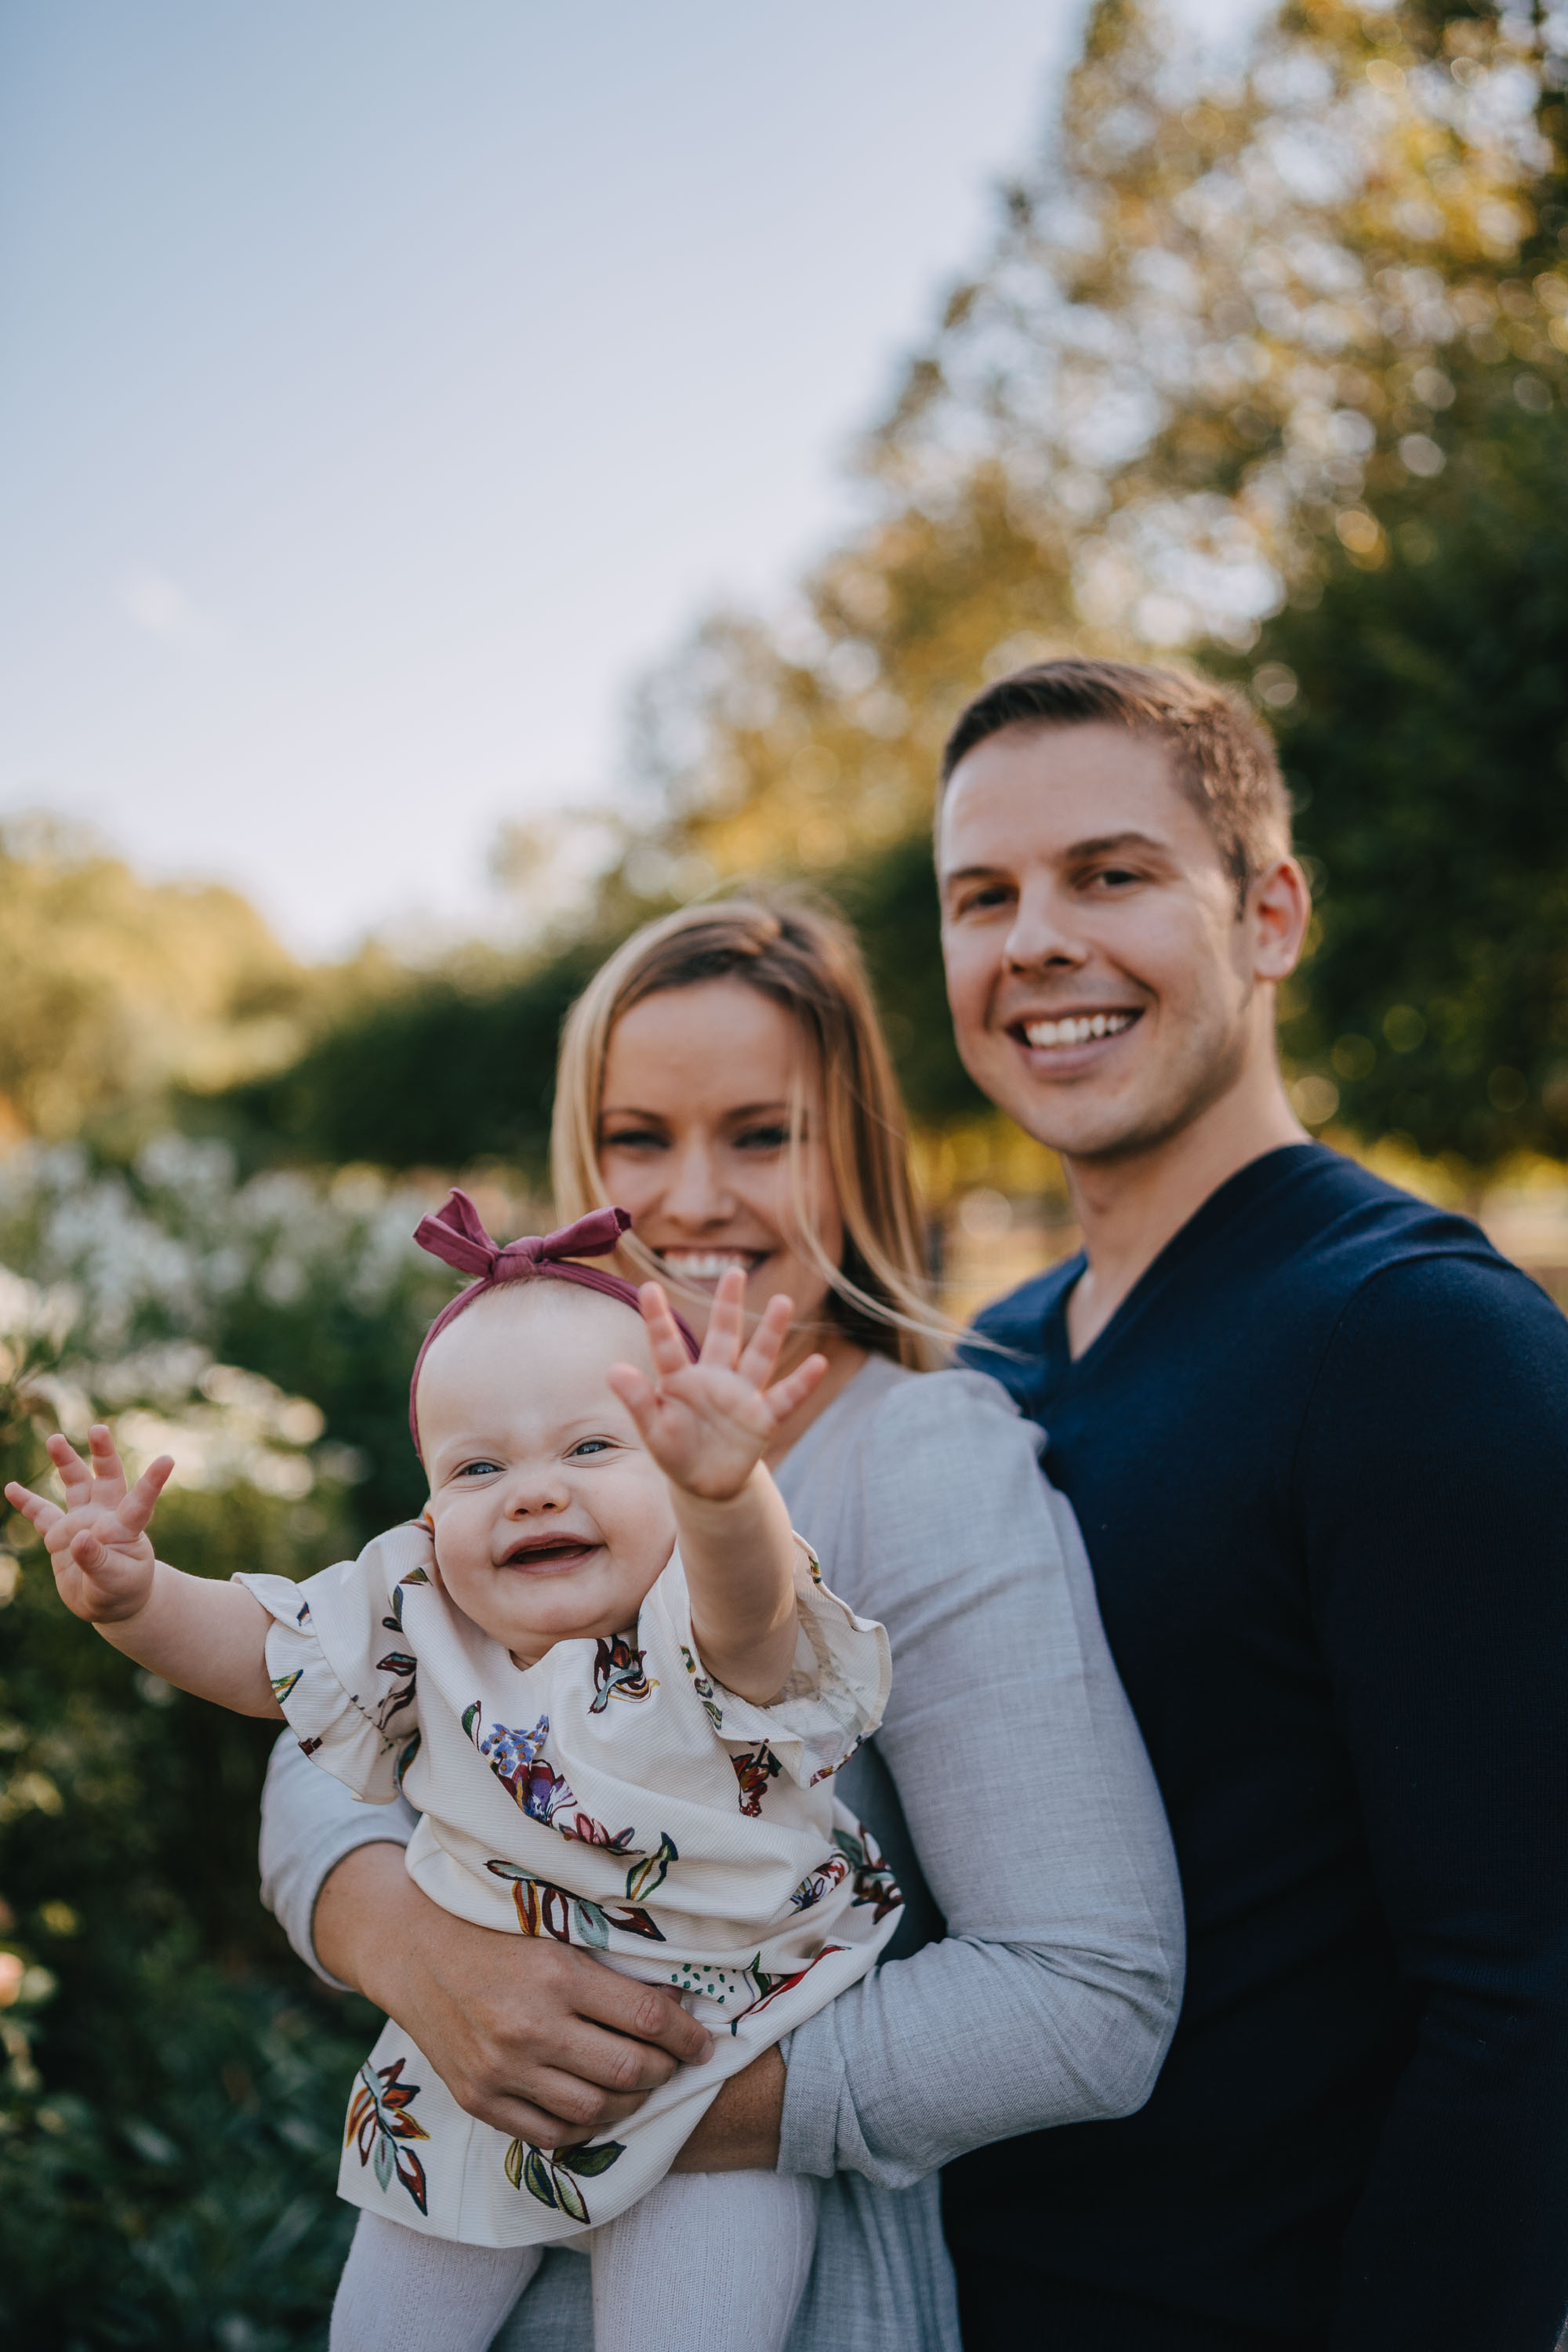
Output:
[260,898,1183,2349]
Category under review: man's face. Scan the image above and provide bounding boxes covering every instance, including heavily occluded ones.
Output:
[938,721,1287,1164]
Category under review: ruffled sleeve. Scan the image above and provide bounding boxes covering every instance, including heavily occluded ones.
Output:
[236,1519,434,1805]
[648,1537,891,1791]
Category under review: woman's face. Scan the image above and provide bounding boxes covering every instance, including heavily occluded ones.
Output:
[597,978,847,1359]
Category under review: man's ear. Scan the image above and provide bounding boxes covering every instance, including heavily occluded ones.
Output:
[1247,857,1312,982]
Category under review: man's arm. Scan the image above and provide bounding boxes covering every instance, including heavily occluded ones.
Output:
[1301,1254,1568,2351]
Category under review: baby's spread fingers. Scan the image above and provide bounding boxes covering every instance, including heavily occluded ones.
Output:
[45,1432,93,1499]
[735,1292,794,1389]
[764,1352,829,1425]
[699,1268,746,1371]
[86,1425,131,1502]
[605,1362,656,1426]
[67,1526,113,1576]
[2,1479,64,1537]
[120,1456,175,1537]
[637,1282,693,1379]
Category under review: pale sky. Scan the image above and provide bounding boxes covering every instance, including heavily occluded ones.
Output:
[0,0,1266,959]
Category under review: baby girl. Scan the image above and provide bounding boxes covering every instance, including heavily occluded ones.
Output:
[7,1193,899,2352]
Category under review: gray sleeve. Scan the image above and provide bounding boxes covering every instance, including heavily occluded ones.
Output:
[258,1728,416,1989]
[778,1373,1185,2189]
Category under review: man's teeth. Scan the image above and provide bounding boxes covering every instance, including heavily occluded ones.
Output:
[1022,1011,1138,1049]
[659,1253,757,1280]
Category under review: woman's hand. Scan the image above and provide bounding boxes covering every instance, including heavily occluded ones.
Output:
[608,1271,825,1502]
[315,1843,714,2148]
[5,1426,173,1624]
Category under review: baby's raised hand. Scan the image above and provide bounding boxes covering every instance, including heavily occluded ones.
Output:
[5,1426,174,1625]
[607,1271,826,1501]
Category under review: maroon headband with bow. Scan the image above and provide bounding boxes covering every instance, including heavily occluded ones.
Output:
[407,1189,700,1457]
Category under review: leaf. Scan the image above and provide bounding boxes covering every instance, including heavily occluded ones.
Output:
[571,1898,610,1951]
[485,1858,528,1882]
[556,2140,625,2178]
[373,2133,394,2192]
[552,2169,590,2225]
[624,1831,677,1903]
[394,2143,430,2215]
[504,2137,524,2190]
[521,2146,558,2210]
[462,1701,481,1743]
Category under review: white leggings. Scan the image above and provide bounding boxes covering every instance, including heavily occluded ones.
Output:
[329,2170,820,2352]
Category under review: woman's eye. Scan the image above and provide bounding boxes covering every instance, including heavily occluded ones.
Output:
[735,1124,791,1152]
[600,1127,665,1153]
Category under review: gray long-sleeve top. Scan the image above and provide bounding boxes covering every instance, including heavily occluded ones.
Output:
[260,1360,1183,2347]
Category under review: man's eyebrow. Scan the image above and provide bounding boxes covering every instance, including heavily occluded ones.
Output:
[940,829,1171,886]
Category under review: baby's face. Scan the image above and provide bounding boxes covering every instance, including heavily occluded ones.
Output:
[416,1283,674,1665]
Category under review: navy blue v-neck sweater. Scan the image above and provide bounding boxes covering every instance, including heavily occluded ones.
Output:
[946,1145,1568,2350]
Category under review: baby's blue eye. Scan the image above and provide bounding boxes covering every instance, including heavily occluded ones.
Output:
[569,1439,612,1459]
[456,1460,502,1479]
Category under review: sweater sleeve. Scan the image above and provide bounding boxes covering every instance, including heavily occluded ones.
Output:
[257,1728,417,1988]
[778,1371,1185,2188]
[1297,1254,1568,2352]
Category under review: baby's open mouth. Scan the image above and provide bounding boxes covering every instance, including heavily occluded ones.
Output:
[499,1535,600,1573]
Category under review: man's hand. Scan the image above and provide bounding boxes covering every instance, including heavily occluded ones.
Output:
[315,1843,714,2147]
[608,1272,826,1502]
[5,1426,173,1624]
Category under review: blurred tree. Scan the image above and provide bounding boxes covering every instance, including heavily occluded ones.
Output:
[1221,391,1568,1161]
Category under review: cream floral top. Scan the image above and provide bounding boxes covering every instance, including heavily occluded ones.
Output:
[239,1522,898,2247]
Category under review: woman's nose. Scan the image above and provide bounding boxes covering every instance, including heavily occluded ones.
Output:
[660,1138,735,1225]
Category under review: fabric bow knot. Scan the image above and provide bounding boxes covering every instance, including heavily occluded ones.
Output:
[413,1190,632,1283]
[406,1189,699,1458]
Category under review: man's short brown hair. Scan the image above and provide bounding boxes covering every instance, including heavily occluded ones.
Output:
[940,658,1292,900]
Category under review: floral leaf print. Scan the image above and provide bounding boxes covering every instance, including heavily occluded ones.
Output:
[345,2056,430,2216]
[506,2135,624,2224]
[393,1730,422,1793]
[624,1833,677,1904]
[557,1810,636,1853]
[485,1861,665,1947]
[477,1714,578,1824]
[789,1849,851,1912]
[832,1821,904,1924]
[400,1563,430,1586]
[383,1588,407,1635]
[728,1944,848,2034]
[372,1650,418,1742]
[462,1700,481,1744]
[269,1668,303,1704]
[678,1642,724,1731]
[590,1633,657,1714]
[731,1744,782,1817]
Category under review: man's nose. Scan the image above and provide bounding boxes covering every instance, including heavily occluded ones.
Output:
[1004,878,1087,972]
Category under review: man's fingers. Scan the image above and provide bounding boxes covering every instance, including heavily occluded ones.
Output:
[3,1480,64,1537]
[120,1456,175,1537]
[463,2083,648,2149]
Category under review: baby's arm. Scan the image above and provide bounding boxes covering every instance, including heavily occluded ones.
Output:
[607,1272,826,1706]
[5,1426,281,1719]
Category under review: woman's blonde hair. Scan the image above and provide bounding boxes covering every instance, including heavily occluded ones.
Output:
[550,895,949,1369]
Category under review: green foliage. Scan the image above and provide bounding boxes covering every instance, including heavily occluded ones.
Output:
[209,941,608,1181]
[0,1356,376,2347]
[1229,394,1568,1159]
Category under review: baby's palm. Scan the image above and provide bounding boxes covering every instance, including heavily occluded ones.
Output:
[3,1426,173,1623]
[608,1272,826,1501]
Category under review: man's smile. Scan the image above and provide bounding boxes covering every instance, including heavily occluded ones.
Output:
[1005,1007,1145,1066]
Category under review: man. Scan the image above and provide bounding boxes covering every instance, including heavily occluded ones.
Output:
[938,659,1568,2350]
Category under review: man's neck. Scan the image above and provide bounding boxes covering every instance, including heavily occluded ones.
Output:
[1062,1071,1306,1359]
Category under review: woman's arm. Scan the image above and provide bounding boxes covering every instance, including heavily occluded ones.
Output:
[259,1730,715,2147]
[775,1374,1184,2188]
